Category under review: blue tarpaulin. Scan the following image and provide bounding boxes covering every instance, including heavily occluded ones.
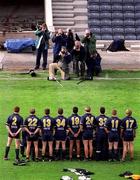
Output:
[4,38,36,53]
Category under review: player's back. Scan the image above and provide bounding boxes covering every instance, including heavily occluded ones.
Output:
[6,113,23,133]
[95,114,108,134]
[54,115,67,132]
[81,113,95,132]
[68,114,81,133]
[106,116,121,132]
[121,116,137,131]
[24,114,40,133]
[41,115,54,133]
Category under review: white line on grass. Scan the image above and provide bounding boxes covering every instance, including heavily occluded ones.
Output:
[0,77,140,81]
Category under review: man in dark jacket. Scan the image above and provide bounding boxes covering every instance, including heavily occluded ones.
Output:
[66,28,75,52]
[71,41,86,78]
[52,29,67,62]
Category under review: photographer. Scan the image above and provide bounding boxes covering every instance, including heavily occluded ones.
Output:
[34,23,50,70]
[66,28,75,52]
[48,46,72,80]
[82,29,96,79]
[52,29,67,62]
[71,41,86,78]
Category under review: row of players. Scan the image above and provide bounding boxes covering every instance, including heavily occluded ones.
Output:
[4,106,138,162]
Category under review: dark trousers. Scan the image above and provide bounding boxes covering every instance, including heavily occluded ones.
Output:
[86,59,101,78]
[86,58,95,78]
[73,60,85,77]
[36,48,48,68]
[62,62,70,79]
[96,134,108,160]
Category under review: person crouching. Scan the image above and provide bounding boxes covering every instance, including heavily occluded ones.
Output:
[48,46,72,80]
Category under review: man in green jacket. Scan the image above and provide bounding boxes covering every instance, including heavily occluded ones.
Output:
[82,29,96,80]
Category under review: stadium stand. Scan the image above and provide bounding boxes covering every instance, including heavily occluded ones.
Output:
[0,0,44,32]
[88,0,140,40]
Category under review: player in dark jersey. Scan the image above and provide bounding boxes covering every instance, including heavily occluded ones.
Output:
[24,108,41,161]
[54,108,68,160]
[68,107,81,160]
[40,108,54,161]
[105,109,121,161]
[95,107,109,161]
[4,106,23,161]
[121,109,138,161]
[80,106,95,161]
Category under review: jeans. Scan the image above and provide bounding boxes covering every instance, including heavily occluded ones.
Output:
[36,47,48,68]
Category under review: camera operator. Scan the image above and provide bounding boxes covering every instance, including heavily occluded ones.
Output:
[82,29,96,80]
[66,28,75,52]
[34,23,50,70]
[48,46,72,80]
[52,29,67,63]
[71,41,86,79]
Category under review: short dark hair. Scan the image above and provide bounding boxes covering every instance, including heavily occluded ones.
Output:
[58,108,63,115]
[45,108,50,115]
[73,106,78,114]
[14,106,20,113]
[30,108,35,114]
[100,107,105,114]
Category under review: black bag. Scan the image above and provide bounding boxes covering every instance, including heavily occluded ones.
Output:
[107,39,129,52]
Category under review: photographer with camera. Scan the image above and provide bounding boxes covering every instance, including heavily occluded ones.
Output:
[34,23,50,70]
[48,46,72,80]
[82,29,96,80]
[71,41,86,79]
[66,28,75,52]
[52,29,67,63]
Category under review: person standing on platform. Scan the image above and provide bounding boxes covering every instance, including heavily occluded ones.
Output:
[66,28,75,53]
[52,29,67,62]
[82,29,96,80]
[71,41,86,79]
[35,23,50,70]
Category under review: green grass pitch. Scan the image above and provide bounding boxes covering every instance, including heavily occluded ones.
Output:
[0,70,140,180]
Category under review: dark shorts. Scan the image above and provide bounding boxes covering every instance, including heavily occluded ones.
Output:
[123,132,134,141]
[55,131,67,141]
[96,132,107,140]
[26,134,39,142]
[69,132,82,140]
[82,132,93,140]
[108,132,119,142]
[42,134,54,142]
[8,133,20,139]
